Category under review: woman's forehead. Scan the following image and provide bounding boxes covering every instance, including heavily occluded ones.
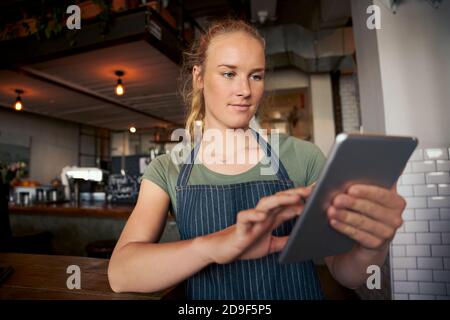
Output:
[205,32,265,67]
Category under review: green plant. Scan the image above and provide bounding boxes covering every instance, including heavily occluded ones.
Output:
[0,162,28,185]
[0,0,114,43]
[91,0,114,36]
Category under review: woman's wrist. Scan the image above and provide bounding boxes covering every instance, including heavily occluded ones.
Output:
[353,241,390,263]
[192,234,216,265]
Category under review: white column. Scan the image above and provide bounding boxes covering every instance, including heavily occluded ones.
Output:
[352,0,450,300]
[309,74,335,156]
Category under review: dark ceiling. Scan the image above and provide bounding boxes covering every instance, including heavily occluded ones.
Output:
[0,0,352,131]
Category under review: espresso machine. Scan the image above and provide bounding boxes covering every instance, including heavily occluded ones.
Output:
[61,166,108,205]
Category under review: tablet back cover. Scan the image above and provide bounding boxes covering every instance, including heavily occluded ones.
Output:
[279,133,418,264]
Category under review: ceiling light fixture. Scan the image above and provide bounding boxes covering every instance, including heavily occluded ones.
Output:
[115,70,125,96]
[14,89,24,111]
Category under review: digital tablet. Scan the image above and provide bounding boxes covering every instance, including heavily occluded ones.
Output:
[279,133,418,264]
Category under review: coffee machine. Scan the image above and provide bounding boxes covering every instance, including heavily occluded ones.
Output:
[61,166,108,204]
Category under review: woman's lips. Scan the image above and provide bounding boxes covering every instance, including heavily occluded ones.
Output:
[228,104,252,112]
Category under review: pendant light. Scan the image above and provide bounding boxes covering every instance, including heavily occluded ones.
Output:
[115,70,125,96]
[14,89,24,111]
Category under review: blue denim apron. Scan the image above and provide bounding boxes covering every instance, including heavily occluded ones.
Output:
[175,130,324,300]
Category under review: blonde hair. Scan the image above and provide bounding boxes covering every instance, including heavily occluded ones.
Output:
[179,18,266,138]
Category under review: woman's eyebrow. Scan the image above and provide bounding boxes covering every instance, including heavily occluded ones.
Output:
[217,64,265,72]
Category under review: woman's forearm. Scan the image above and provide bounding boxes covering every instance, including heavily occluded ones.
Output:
[108,237,213,293]
[330,243,390,290]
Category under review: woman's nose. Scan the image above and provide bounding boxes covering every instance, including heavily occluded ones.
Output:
[236,78,251,97]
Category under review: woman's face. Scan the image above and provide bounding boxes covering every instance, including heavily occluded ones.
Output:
[194,31,265,130]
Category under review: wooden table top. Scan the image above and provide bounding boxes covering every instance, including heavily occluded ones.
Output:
[0,253,172,300]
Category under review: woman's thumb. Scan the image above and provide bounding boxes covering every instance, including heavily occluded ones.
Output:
[268,236,289,254]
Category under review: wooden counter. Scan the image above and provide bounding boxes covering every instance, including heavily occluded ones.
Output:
[9,202,175,220]
[9,202,134,219]
[0,253,173,300]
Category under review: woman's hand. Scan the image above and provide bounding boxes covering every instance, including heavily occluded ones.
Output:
[327,183,406,254]
[195,186,314,265]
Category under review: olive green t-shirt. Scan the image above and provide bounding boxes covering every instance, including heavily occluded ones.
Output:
[141,133,326,215]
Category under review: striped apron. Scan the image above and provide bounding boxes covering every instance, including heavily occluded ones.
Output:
[175,129,324,300]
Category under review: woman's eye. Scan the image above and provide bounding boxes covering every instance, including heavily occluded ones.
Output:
[251,74,264,81]
[222,72,235,79]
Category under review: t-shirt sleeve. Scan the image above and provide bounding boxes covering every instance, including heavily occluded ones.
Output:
[140,155,169,194]
[305,144,327,186]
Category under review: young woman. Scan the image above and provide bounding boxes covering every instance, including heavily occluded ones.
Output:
[108,19,406,300]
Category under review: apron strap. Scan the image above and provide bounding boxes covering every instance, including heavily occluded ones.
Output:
[176,128,291,187]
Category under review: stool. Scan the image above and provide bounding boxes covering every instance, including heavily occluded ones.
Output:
[85,239,117,259]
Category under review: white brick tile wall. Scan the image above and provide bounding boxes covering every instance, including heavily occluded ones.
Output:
[431,245,450,257]
[392,257,417,269]
[417,257,443,269]
[404,197,427,209]
[437,160,450,171]
[413,185,438,197]
[406,245,431,257]
[441,208,450,220]
[395,281,419,294]
[438,184,450,196]
[430,220,450,232]
[392,147,450,299]
[428,196,450,208]
[402,173,425,185]
[409,294,435,300]
[426,172,450,184]
[398,185,414,197]
[403,163,412,174]
[339,75,361,133]
[393,233,416,244]
[433,270,450,282]
[416,233,441,244]
[404,221,429,232]
[442,233,450,244]
[419,282,446,295]
[410,149,424,161]
[392,245,406,257]
[415,208,440,220]
[397,225,406,233]
[393,269,407,281]
[408,269,433,281]
[412,161,436,173]
[444,258,450,269]
[424,148,449,160]
[402,209,415,221]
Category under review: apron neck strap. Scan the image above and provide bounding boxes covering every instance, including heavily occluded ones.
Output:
[176,128,291,187]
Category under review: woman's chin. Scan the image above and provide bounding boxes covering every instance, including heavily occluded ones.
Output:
[225,117,254,130]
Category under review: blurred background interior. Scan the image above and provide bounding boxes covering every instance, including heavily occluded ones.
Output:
[0,0,449,300]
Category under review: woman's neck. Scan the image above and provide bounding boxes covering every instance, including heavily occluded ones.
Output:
[199,120,260,165]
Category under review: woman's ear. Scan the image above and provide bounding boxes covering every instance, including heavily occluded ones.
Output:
[192,65,204,90]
